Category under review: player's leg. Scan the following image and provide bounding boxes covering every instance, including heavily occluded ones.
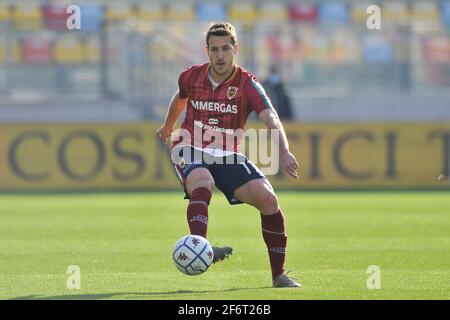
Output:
[233,177,300,287]
[210,157,292,281]
[233,179,285,273]
[172,147,232,263]
[185,167,233,263]
[184,167,215,238]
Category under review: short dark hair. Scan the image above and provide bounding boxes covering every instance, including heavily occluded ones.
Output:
[206,22,238,47]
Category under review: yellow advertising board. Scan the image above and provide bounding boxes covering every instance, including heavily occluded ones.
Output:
[272,122,449,188]
[0,123,180,191]
[0,122,449,191]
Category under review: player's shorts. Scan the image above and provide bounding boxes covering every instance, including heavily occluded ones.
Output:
[171,145,266,205]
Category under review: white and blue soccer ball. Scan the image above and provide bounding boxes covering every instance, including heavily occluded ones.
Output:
[172,235,214,276]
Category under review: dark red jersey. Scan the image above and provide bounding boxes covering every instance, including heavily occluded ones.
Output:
[173,63,274,153]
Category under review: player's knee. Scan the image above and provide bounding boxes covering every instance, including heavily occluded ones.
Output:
[189,179,215,194]
[186,168,215,194]
[257,190,279,215]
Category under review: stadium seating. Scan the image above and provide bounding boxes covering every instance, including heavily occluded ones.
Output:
[382,1,409,22]
[136,3,165,21]
[21,37,52,64]
[412,1,440,21]
[53,35,85,64]
[197,3,227,22]
[301,29,330,63]
[167,3,196,21]
[229,2,257,22]
[12,3,43,30]
[43,3,70,30]
[258,2,289,22]
[83,36,101,64]
[0,35,5,64]
[351,1,374,23]
[330,31,361,64]
[2,1,450,29]
[363,34,394,64]
[442,1,450,28]
[1,0,449,102]
[11,39,22,64]
[318,2,348,25]
[289,2,318,22]
[78,4,104,31]
[423,35,450,63]
[106,2,134,21]
[0,3,10,23]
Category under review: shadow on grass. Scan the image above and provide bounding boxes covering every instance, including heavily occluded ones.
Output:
[11,286,273,300]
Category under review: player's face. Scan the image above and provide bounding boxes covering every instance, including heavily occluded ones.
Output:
[207,35,238,79]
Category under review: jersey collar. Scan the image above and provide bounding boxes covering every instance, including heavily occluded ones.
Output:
[206,64,238,89]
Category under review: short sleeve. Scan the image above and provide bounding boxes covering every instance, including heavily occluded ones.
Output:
[245,76,275,115]
[178,70,189,99]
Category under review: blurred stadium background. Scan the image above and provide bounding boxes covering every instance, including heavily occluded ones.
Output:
[1,0,450,301]
[0,0,449,191]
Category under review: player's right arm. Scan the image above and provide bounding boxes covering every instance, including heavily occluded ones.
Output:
[156,90,188,144]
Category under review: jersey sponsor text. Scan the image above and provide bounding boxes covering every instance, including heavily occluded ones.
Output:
[190,100,238,114]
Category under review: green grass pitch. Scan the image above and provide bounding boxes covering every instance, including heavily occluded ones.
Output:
[0,191,449,300]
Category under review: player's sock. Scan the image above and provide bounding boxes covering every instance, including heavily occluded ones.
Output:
[261,209,287,278]
[187,187,212,238]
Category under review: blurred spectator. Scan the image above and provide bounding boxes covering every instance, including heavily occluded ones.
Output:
[262,65,293,120]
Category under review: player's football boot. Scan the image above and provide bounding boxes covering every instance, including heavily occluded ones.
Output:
[212,246,233,263]
[272,271,301,288]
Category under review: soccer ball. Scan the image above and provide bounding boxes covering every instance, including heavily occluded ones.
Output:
[172,235,214,276]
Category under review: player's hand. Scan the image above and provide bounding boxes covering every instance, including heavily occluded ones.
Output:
[156,124,173,144]
[280,150,299,179]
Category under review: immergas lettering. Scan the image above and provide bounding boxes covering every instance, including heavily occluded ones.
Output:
[191,100,238,114]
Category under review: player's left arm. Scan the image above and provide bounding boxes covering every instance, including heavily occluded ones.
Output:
[259,109,299,179]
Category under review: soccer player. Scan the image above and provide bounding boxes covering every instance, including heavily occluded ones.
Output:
[156,23,300,288]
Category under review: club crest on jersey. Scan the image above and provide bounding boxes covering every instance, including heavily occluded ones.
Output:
[227,86,238,100]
